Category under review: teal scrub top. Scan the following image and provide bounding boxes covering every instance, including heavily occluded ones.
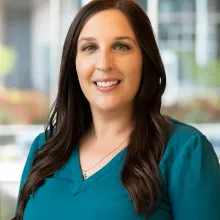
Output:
[17,118,220,220]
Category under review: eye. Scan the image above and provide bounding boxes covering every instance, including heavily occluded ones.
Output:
[82,45,96,52]
[115,44,130,51]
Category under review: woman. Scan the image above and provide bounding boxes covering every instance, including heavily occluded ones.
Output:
[13,0,220,219]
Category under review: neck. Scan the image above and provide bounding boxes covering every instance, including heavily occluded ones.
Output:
[89,105,134,140]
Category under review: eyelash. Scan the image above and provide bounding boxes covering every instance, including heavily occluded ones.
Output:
[82,44,130,52]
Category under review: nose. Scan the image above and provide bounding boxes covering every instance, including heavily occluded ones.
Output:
[96,50,114,72]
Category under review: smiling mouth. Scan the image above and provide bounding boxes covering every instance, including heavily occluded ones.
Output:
[93,80,121,87]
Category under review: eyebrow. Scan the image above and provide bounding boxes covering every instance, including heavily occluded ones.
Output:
[78,36,137,45]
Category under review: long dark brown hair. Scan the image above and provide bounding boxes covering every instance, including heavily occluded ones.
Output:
[13,0,173,219]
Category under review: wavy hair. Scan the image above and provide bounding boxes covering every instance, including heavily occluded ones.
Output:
[13,0,173,219]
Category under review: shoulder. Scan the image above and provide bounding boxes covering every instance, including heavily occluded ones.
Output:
[167,117,207,150]
[161,117,216,165]
[32,130,49,149]
[25,131,47,163]
[162,118,220,219]
[37,131,47,149]
[18,131,47,191]
[168,117,201,143]
[30,131,46,151]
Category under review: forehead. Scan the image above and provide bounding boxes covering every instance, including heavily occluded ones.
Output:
[78,9,136,39]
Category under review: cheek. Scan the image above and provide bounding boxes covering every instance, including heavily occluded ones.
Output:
[76,56,93,82]
[123,56,142,86]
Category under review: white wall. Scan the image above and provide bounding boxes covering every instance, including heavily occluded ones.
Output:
[81,0,91,6]
[0,3,6,43]
[31,0,50,92]
[30,0,80,104]
[60,0,79,48]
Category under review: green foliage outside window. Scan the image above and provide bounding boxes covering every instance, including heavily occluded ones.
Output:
[0,44,16,78]
[178,49,220,87]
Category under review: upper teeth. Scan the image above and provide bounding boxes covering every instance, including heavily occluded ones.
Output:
[96,81,119,87]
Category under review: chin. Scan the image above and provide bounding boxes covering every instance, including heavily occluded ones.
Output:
[95,101,123,112]
[98,105,121,112]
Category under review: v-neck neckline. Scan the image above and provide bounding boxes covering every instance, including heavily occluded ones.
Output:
[73,145,127,195]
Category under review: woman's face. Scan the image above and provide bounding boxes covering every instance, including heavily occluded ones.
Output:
[76,9,142,113]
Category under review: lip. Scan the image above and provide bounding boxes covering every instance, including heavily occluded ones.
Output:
[94,83,119,92]
[93,78,120,83]
[93,80,121,92]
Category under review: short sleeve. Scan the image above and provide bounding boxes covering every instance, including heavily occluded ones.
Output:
[169,132,220,220]
[18,134,41,194]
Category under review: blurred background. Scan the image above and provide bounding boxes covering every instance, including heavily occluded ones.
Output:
[0,0,219,219]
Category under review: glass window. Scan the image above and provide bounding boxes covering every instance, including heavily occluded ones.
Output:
[137,0,148,11]
[159,0,220,125]
[208,0,220,12]
[159,0,196,12]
